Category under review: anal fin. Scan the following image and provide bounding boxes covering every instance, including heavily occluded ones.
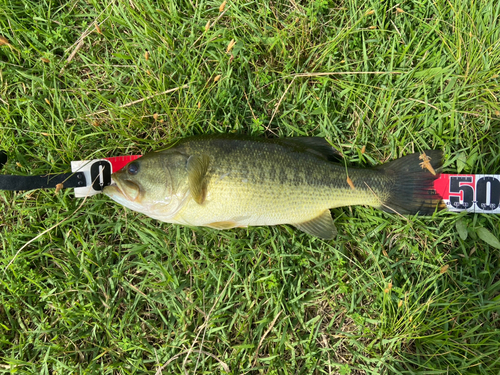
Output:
[206,221,247,230]
[293,210,337,239]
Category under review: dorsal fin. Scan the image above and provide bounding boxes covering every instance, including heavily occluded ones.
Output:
[277,137,342,162]
[187,154,210,204]
[293,210,337,239]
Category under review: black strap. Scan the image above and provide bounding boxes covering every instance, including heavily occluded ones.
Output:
[0,151,6,169]
[0,172,87,191]
[0,151,88,191]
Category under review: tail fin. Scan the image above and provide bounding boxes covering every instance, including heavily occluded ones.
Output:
[376,150,445,215]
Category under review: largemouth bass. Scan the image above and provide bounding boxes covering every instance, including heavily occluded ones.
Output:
[103,135,443,239]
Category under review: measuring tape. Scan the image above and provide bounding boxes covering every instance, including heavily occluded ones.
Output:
[70,155,141,197]
[0,153,140,196]
[0,151,499,213]
[434,174,500,213]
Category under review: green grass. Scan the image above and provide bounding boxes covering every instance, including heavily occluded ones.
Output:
[1,0,500,373]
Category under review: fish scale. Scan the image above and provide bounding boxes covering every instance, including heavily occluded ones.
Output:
[176,140,356,223]
[103,135,443,239]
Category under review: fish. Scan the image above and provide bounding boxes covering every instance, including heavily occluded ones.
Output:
[103,135,444,239]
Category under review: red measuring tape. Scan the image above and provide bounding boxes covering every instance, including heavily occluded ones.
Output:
[1,152,499,214]
[73,156,500,213]
[71,155,141,197]
[434,174,500,213]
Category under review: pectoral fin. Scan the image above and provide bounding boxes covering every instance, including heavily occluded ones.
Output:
[187,154,210,204]
[293,210,337,239]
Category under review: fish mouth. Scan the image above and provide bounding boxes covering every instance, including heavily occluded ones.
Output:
[102,181,119,196]
[103,178,141,202]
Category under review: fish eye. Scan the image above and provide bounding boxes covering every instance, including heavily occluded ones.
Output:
[127,162,139,175]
